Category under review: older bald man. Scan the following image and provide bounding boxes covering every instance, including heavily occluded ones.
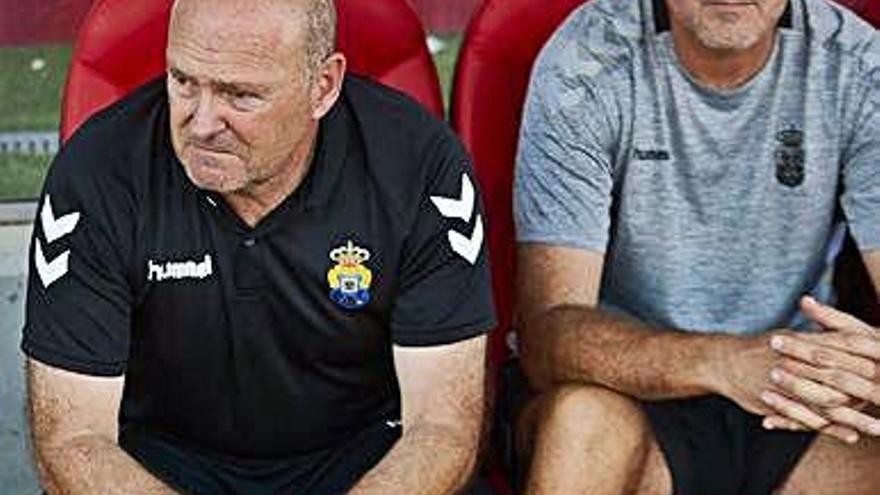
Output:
[22,1,495,493]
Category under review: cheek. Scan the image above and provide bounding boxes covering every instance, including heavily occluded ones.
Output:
[168,100,193,139]
[668,0,698,17]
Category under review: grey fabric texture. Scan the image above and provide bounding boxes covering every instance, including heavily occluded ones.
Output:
[515,0,880,333]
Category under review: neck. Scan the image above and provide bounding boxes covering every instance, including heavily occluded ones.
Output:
[669,24,776,90]
[223,126,319,227]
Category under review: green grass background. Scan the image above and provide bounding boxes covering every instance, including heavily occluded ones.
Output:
[0,45,70,201]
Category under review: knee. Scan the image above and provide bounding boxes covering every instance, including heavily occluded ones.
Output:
[535,384,649,449]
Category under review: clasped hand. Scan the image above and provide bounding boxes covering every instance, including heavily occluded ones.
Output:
[760,296,880,443]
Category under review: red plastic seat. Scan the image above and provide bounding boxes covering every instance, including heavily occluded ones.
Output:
[60,0,443,143]
[451,0,589,377]
[451,4,590,492]
[453,0,880,380]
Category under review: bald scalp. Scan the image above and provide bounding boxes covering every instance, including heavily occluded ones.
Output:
[170,0,336,79]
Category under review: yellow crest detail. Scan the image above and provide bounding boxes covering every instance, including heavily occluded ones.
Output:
[327,240,372,309]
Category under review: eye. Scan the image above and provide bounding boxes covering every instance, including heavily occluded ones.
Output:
[169,71,197,98]
[227,90,264,111]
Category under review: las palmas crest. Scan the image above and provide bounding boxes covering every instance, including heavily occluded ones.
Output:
[327,240,372,309]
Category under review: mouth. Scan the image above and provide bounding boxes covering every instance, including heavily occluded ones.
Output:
[704,1,757,6]
[189,143,235,156]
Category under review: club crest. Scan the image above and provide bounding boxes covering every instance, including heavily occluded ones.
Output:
[327,240,372,310]
[775,127,805,188]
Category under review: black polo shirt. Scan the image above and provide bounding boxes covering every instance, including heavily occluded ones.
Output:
[22,76,495,481]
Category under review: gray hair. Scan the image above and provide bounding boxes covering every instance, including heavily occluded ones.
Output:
[303,0,336,78]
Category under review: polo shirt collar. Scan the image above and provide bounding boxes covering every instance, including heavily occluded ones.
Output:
[651,0,793,34]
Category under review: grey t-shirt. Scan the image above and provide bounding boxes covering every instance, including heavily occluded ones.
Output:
[515,0,880,334]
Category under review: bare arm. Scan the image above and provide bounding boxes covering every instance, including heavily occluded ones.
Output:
[518,243,785,409]
[349,335,486,495]
[27,358,181,495]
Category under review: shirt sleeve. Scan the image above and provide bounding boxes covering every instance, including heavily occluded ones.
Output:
[841,55,880,251]
[390,129,496,347]
[21,136,135,376]
[514,20,620,253]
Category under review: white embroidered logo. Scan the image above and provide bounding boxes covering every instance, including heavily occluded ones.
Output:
[35,194,80,288]
[430,173,484,265]
[147,255,214,282]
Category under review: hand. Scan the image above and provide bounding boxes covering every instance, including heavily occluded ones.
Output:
[763,297,880,442]
[713,332,794,417]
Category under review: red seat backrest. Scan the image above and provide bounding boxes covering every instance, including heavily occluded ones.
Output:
[451,0,589,369]
[60,0,444,142]
[452,0,880,371]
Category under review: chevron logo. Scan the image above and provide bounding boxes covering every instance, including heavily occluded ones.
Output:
[35,194,80,288]
[430,173,483,265]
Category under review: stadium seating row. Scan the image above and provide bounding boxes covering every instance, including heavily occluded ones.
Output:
[59,0,880,493]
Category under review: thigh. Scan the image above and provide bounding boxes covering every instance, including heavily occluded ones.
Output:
[516,386,672,495]
[779,431,880,495]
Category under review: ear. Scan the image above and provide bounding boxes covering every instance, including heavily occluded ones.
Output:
[310,53,347,120]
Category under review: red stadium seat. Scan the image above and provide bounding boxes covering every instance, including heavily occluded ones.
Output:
[451,3,589,492]
[453,0,880,373]
[451,0,589,378]
[60,0,444,142]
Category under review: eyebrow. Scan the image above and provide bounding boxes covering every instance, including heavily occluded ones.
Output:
[167,66,270,94]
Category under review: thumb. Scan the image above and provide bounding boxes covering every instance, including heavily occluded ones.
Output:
[800,296,873,335]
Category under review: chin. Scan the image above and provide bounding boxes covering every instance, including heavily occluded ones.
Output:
[181,156,246,193]
[696,23,764,50]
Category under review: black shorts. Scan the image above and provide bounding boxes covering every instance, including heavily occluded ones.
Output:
[495,359,815,495]
[119,420,401,495]
[644,395,815,495]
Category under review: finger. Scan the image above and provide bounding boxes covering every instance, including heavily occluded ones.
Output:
[769,367,851,408]
[825,405,880,437]
[760,392,861,443]
[800,296,874,335]
[779,360,880,406]
[771,333,880,374]
[820,424,861,444]
[760,390,830,431]
[762,415,860,444]
[763,415,808,431]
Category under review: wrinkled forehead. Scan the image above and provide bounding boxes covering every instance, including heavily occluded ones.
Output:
[169,0,307,59]
[167,0,311,81]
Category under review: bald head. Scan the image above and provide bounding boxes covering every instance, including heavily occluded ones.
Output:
[170,0,335,80]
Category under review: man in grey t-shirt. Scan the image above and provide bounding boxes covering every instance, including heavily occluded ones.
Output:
[514,0,880,493]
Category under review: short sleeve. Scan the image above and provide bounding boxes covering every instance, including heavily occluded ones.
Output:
[390,131,496,346]
[21,137,135,376]
[841,56,880,251]
[514,20,620,253]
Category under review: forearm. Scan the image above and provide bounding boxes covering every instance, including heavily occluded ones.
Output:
[37,434,181,495]
[520,304,742,399]
[349,423,477,495]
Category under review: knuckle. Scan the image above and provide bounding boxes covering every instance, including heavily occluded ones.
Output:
[812,348,835,367]
[844,334,864,349]
[827,369,849,386]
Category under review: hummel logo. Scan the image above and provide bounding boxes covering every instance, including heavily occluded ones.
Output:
[430,173,484,265]
[148,255,214,282]
[35,194,80,288]
[633,148,671,161]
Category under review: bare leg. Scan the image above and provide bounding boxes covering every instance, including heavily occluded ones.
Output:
[779,432,880,495]
[518,384,672,495]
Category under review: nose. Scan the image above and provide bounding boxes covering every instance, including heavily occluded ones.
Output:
[189,92,226,140]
